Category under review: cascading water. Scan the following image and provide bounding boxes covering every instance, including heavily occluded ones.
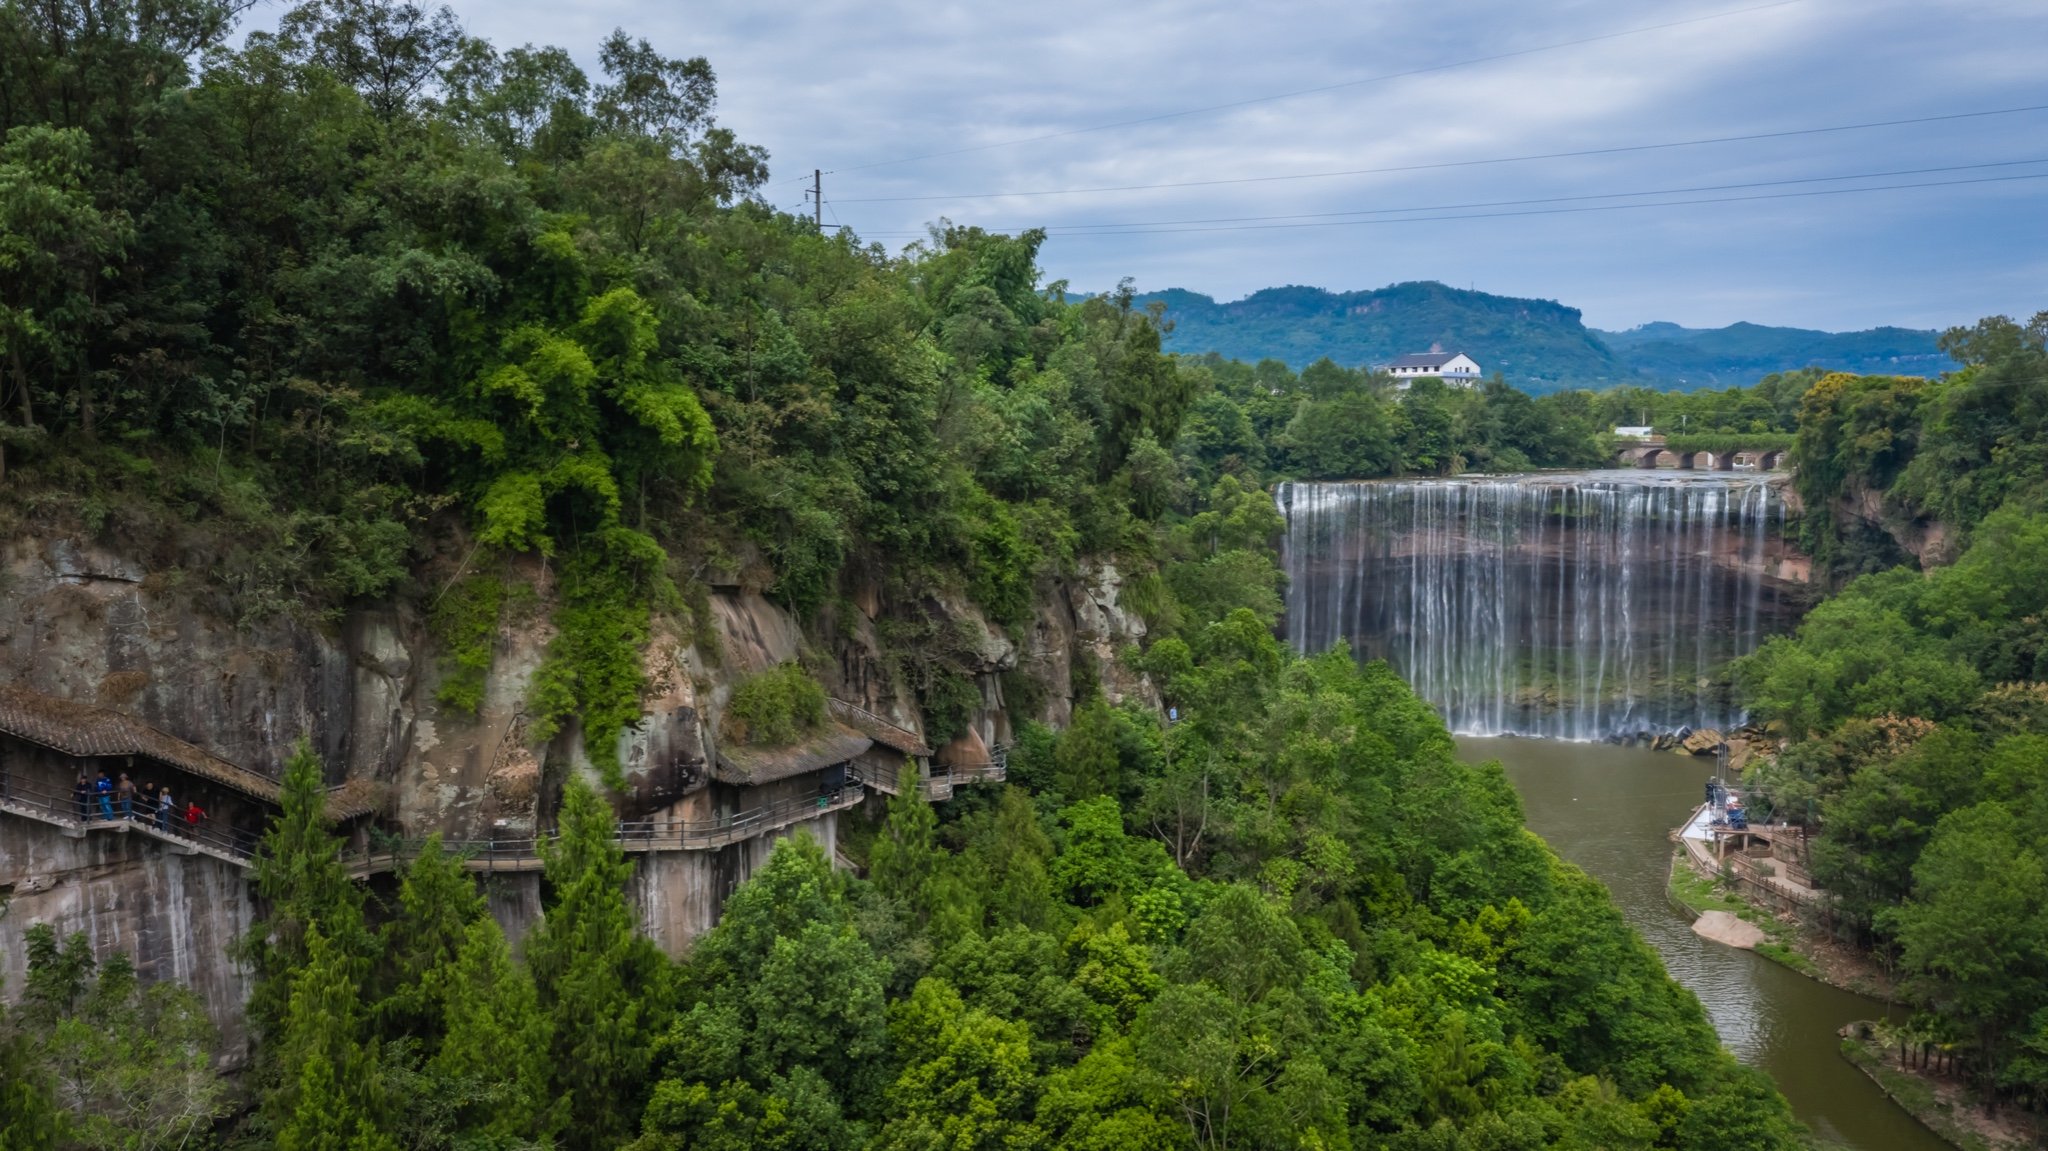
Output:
[1280,472,1798,741]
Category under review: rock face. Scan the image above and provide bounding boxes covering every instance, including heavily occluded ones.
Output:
[0,538,366,780]
[0,531,1157,1042]
[1784,480,1956,572]
[0,819,256,1061]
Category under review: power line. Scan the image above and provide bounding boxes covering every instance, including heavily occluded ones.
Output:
[840,169,2048,240]
[845,157,2048,236]
[823,0,1807,175]
[832,103,2048,204]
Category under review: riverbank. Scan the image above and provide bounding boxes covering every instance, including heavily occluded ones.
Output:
[1839,1027,2043,1151]
[1480,737,1949,1150]
[1664,847,1898,997]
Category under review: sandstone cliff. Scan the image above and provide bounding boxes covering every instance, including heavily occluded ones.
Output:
[0,533,1154,1051]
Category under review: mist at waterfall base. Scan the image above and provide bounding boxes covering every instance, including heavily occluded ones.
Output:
[1280,472,1799,742]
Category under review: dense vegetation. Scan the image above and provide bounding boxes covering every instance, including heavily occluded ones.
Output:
[1173,356,1815,484]
[0,0,1203,765]
[1736,312,2048,1111]
[0,3,1875,1148]
[6,650,1803,1151]
[1138,285,1948,390]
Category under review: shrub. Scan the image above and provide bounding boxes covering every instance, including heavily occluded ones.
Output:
[432,572,505,714]
[724,663,828,746]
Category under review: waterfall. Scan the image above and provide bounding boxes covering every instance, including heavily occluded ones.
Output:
[1279,472,1794,741]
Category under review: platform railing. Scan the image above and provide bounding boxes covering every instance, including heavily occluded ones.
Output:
[344,782,870,875]
[827,698,931,753]
[2,769,868,876]
[0,774,260,866]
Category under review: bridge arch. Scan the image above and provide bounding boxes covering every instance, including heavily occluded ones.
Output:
[1634,448,1673,469]
[1759,450,1786,470]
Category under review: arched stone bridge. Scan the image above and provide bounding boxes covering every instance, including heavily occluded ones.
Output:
[1615,439,1788,471]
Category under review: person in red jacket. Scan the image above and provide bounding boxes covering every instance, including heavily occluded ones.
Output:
[184,799,206,830]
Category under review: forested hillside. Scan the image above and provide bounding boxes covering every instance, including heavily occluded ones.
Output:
[1596,322,1950,386]
[1140,284,1628,388]
[1139,284,1948,390]
[0,2,1813,1149]
[1734,313,2048,1113]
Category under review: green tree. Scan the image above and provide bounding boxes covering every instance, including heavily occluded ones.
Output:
[375,833,484,1046]
[29,940,225,1151]
[244,742,373,1050]
[869,783,939,917]
[663,835,887,1106]
[0,970,63,1151]
[876,978,1044,1151]
[0,124,131,462]
[268,926,395,1151]
[527,779,671,1151]
[1895,803,2048,1094]
[429,915,558,1142]
[1055,696,1122,800]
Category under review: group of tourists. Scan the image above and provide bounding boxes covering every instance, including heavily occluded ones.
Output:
[72,768,206,834]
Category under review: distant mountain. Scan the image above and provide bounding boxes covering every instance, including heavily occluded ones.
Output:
[1592,321,1951,386]
[1138,281,1952,390]
[1138,282,1629,388]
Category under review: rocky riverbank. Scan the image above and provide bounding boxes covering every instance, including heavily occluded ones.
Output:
[1665,846,1898,997]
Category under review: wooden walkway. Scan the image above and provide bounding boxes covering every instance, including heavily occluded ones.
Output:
[2,777,870,877]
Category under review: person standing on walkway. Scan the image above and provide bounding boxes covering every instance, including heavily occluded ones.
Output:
[117,773,136,821]
[94,770,114,821]
[75,769,90,820]
[157,786,174,832]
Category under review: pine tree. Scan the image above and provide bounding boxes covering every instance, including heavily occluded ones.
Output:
[0,986,64,1151]
[528,779,670,1151]
[243,742,373,1049]
[868,784,937,918]
[432,915,557,1142]
[376,833,484,1047]
[269,927,394,1151]
[1055,695,1122,799]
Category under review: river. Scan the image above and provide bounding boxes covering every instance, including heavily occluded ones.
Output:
[1469,736,1946,1151]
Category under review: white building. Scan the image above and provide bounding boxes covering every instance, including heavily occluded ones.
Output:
[1380,351,1482,388]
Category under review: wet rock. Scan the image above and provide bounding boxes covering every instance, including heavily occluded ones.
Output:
[1692,910,1766,950]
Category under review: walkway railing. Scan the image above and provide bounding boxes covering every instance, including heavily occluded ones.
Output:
[342,782,869,876]
[3,771,868,877]
[915,744,1010,802]
[0,775,259,868]
[828,699,932,754]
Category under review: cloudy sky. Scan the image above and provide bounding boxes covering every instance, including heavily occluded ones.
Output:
[255,0,2045,331]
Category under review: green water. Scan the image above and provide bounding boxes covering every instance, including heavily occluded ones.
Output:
[1467,737,1949,1151]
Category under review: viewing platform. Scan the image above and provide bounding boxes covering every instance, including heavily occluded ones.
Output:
[1678,793,1821,913]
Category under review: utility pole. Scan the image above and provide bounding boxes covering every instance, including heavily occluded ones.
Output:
[813,169,822,228]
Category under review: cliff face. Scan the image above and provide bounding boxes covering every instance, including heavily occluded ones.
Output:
[0,534,1153,1046]
[1778,482,1956,574]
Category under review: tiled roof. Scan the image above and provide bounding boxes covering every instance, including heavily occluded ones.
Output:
[714,723,873,786]
[0,683,378,819]
[1386,351,1474,369]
